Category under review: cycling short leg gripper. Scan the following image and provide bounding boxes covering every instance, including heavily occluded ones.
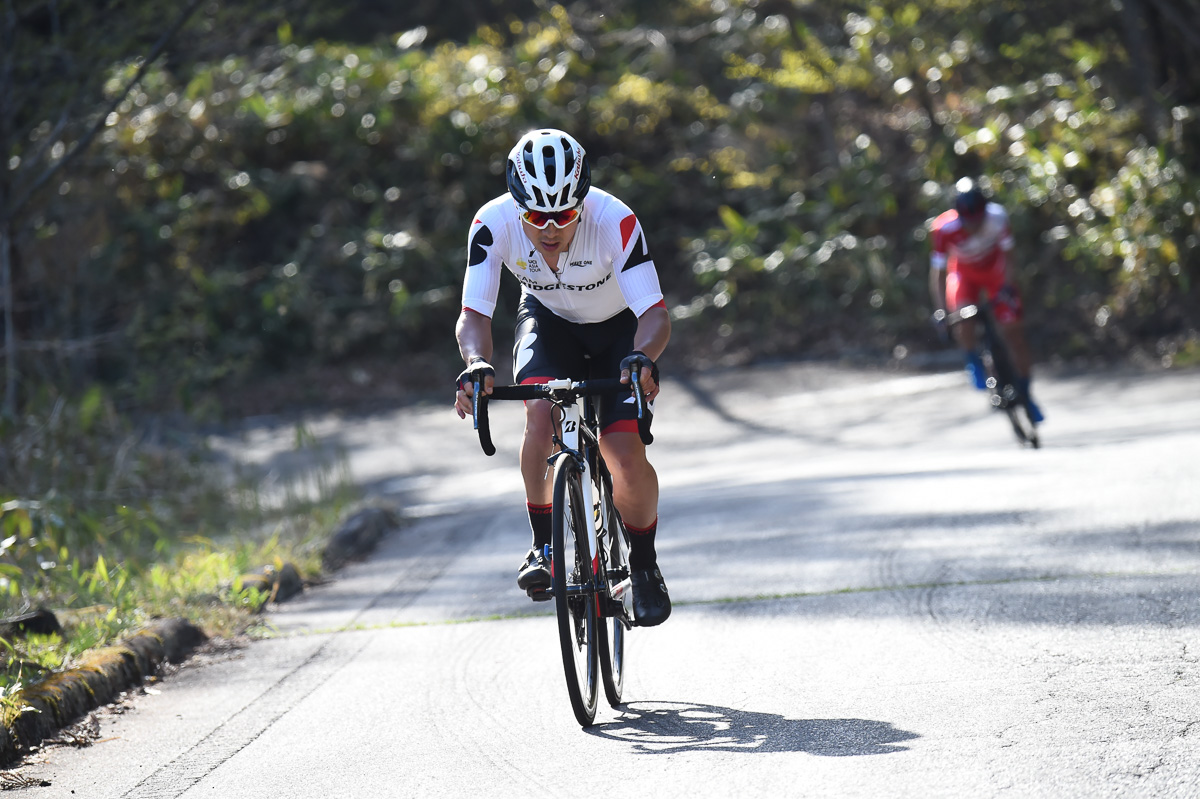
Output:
[528,502,553,550]
[625,517,658,570]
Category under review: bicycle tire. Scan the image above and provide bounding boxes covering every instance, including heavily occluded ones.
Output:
[595,474,629,707]
[1007,403,1040,448]
[551,456,600,727]
[991,338,1040,448]
[981,316,1034,447]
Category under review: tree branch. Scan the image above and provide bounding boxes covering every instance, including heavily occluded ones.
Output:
[1140,0,1200,51]
[1,0,206,224]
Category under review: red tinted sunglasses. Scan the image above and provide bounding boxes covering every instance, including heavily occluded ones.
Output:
[521,207,580,229]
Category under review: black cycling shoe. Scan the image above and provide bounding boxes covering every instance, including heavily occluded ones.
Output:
[630,566,671,627]
[517,547,551,593]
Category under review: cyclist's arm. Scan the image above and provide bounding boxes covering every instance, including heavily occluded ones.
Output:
[929,263,947,313]
[625,303,670,400]
[456,307,493,366]
[632,303,670,363]
[454,308,494,419]
[994,207,1017,287]
[998,244,1018,289]
[928,217,950,313]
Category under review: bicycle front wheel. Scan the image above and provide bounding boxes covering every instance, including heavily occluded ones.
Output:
[596,483,630,708]
[983,331,1036,448]
[551,456,600,727]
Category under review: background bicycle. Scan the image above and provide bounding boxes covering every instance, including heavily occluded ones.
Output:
[939,301,1041,448]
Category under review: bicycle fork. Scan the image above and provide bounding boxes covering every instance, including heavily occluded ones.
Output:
[548,403,603,603]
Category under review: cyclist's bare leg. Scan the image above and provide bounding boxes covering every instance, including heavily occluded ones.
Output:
[999,320,1033,378]
[520,399,556,506]
[952,317,978,352]
[599,431,659,529]
[602,430,671,624]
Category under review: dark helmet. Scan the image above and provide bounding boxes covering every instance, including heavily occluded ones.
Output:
[505,129,591,212]
[955,179,987,219]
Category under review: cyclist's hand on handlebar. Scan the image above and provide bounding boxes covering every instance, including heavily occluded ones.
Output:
[930,309,950,344]
[620,350,660,402]
[454,357,495,419]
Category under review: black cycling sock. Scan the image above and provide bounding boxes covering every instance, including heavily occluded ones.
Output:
[625,517,658,570]
[528,502,552,551]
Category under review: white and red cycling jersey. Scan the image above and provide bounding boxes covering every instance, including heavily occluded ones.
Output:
[930,203,1013,279]
[931,203,1023,321]
[461,187,664,324]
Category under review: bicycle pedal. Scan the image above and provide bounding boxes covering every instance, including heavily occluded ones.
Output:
[526,586,552,602]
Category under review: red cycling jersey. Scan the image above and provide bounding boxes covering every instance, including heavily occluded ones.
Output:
[931,203,1022,322]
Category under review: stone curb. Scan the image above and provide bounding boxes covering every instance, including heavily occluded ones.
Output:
[321,505,401,571]
[0,617,207,768]
[0,504,402,769]
[236,561,306,605]
[236,505,401,607]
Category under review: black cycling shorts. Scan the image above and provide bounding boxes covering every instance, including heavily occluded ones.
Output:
[512,294,650,435]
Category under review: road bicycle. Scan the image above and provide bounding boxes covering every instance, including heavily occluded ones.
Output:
[938,299,1040,449]
[470,369,652,727]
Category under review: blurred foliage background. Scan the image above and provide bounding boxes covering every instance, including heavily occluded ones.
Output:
[4,0,1199,417]
[0,0,1198,657]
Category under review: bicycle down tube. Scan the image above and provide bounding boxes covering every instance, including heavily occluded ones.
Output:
[471,375,646,592]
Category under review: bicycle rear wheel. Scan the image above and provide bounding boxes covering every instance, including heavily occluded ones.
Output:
[596,478,630,707]
[1006,403,1040,448]
[551,456,600,727]
[983,330,1036,448]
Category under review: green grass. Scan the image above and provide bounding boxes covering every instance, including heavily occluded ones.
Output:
[0,385,358,701]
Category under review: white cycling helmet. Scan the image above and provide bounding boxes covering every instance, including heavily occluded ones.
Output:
[505,129,591,213]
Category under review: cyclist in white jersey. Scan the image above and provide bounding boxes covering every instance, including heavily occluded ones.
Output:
[453,129,672,626]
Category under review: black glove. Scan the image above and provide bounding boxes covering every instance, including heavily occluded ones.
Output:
[456,357,495,392]
[620,351,660,385]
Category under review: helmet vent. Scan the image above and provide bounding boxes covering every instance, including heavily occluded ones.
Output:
[506,129,591,212]
[540,145,558,184]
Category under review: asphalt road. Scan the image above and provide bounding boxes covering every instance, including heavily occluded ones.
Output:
[15,361,1200,798]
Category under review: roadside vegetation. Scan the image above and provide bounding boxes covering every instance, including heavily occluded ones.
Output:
[0,384,356,706]
[0,0,1197,728]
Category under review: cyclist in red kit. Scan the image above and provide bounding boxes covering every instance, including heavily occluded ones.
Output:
[930,179,1044,423]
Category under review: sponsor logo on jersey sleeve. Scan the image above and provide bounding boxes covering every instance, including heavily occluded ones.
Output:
[620,214,638,248]
[618,214,653,272]
[468,224,494,266]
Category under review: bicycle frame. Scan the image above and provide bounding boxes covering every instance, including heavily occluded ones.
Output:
[954,303,1015,407]
[543,381,604,604]
[471,374,646,614]
[948,300,1040,448]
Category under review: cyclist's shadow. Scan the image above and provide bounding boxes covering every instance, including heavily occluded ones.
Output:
[587,701,918,756]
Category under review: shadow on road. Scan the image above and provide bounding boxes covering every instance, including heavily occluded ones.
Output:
[587,701,918,756]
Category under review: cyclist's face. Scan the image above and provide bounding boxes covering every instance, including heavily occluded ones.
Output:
[521,214,580,262]
[960,212,985,234]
